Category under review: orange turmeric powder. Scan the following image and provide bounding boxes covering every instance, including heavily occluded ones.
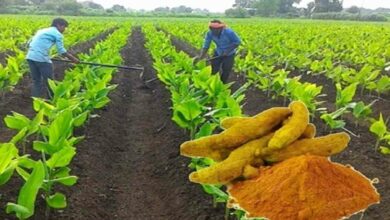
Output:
[228,155,380,220]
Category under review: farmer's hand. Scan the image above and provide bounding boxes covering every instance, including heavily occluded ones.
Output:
[64,52,80,64]
[193,56,203,64]
[222,51,230,57]
[71,57,80,64]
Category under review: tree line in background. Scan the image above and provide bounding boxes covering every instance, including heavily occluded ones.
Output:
[0,0,388,21]
[0,0,215,17]
[225,0,388,21]
[225,0,344,17]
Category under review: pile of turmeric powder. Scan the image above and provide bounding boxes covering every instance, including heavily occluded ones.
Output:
[228,155,380,220]
[180,101,350,184]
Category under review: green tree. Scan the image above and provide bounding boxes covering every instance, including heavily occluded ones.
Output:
[0,0,12,7]
[225,7,250,17]
[233,0,255,8]
[254,0,280,16]
[8,0,29,5]
[171,5,193,13]
[307,1,315,14]
[346,5,360,14]
[111,4,126,12]
[154,7,170,13]
[81,1,104,10]
[29,0,44,4]
[58,0,82,14]
[313,0,343,13]
[278,0,301,13]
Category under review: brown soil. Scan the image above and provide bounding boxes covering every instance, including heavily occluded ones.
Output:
[168,32,390,220]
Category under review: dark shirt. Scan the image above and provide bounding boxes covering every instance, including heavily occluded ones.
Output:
[202,28,241,56]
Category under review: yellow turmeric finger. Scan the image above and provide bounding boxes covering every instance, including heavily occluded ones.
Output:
[299,123,316,139]
[209,148,232,162]
[179,144,230,161]
[209,122,313,161]
[264,132,350,163]
[220,117,250,130]
[282,116,291,125]
[180,107,291,159]
[188,134,273,185]
[189,159,247,184]
[268,101,309,150]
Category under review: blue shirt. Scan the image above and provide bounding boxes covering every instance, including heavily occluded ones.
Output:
[202,28,241,56]
[26,27,67,63]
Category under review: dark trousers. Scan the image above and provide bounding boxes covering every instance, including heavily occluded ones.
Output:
[27,59,53,98]
[211,52,235,83]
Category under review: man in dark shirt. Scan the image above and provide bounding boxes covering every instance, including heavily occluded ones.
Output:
[195,20,241,83]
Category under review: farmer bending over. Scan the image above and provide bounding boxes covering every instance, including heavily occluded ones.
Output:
[194,20,241,83]
[26,17,79,98]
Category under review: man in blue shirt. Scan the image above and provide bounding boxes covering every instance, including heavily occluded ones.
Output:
[195,20,241,83]
[26,18,79,98]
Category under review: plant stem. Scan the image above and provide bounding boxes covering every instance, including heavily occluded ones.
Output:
[341,127,360,138]
[212,196,217,208]
[22,138,26,155]
[375,139,380,151]
[224,204,230,220]
[41,151,52,220]
[190,126,195,140]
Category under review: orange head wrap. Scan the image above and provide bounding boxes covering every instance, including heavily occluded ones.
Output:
[209,21,226,29]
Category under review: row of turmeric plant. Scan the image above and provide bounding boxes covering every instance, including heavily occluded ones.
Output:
[0,25,130,219]
[142,24,263,219]
[159,21,390,155]
[0,17,117,95]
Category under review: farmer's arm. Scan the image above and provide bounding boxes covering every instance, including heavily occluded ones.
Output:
[199,31,212,59]
[223,30,241,56]
[63,52,79,63]
[55,33,79,63]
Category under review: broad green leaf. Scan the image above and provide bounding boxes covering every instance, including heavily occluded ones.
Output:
[370,114,387,139]
[195,122,217,139]
[33,141,53,154]
[201,184,228,201]
[28,110,44,135]
[5,204,30,217]
[380,146,390,155]
[93,97,110,109]
[0,143,18,173]
[16,167,30,182]
[10,127,28,145]
[4,112,31,130]
[73,111,89,127]
[51,176,78,186]
[336,83,357,109]
[48,109,73,146]
[46,192,67,209]
[6,161,45,219]
[18,157,36,170]
[46,147,76,169]
[0,163,17,186]
[33,98,55,116]
[352,101,373,120]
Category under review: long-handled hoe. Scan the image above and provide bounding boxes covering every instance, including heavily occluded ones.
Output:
[51,58,155,87]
